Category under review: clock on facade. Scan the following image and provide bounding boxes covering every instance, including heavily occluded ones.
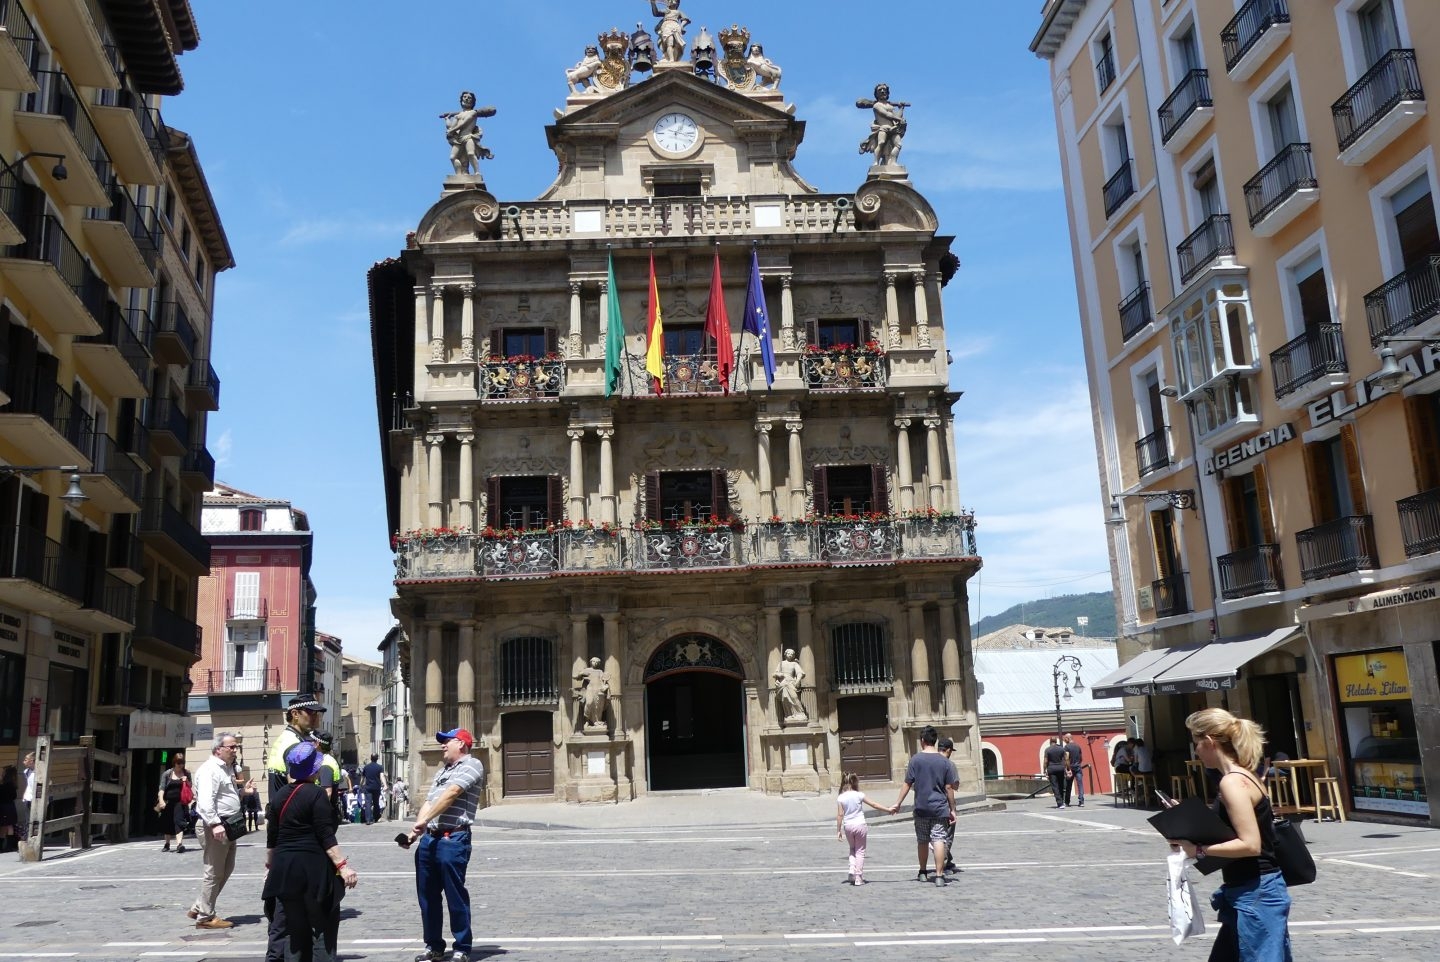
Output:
[652,112,700,153]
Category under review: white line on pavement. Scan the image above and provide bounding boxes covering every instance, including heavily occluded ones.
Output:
[1355,925,1440,933]
[1324,858,1430,878]
[1016,812,1122,830]
[856,936,1049,946]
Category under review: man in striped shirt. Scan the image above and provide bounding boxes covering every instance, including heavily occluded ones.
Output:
[406,728,485,962]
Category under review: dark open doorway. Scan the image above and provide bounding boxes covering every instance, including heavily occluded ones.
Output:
[646,671,745,791]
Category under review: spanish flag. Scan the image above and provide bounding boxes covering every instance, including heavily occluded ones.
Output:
[644,250,665,393]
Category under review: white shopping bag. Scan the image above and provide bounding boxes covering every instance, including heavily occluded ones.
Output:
[1166,849,1206,945]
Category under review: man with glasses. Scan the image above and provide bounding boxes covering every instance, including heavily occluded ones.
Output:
[188,733,243,929]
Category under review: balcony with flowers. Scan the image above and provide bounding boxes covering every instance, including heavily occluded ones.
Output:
[635,516,745,571]
[481,352,565,401]
[801,340,886,391]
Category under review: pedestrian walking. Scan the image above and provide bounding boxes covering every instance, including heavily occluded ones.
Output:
[264,695,327,962]
[1166,708,1292,962]
[835,772,889,885]
[263,741,359,962]
[1063,733,1085,807]
[391,776,408,820]
[0,766,18,854]
[404,728,486,962]
[19,751,34,842]
[1044,737,1069,808]
[360,754,386,825]
[890,725,959,887]
[242,778,263,832]
[187,733,243,929]
[157,754,191,853]
[937,737,961,873]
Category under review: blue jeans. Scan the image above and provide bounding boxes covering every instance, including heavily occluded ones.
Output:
[1209,871,1292,962]
[415,831,472,954]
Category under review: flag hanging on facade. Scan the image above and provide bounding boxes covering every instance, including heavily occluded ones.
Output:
[644,250,665,393]
[703,249,734,394]
[604,250,624,398]
[741,248,776,388]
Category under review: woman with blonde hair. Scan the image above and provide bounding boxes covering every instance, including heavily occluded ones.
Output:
[1169,708,1292,961]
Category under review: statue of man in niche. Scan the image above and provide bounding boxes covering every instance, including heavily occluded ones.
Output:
[773,649,807,722]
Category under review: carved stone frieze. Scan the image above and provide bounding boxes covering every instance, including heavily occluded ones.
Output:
[804,445,889,465]
[640,429,729,469]
[483,456,567,478]
[794,286,880,321]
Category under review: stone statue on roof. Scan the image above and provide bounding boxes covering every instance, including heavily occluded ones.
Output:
[441,91,496,176]
[857,83,908,168]
[650,0,690,64]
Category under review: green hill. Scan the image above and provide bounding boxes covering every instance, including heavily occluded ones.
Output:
[971,591,1116,639]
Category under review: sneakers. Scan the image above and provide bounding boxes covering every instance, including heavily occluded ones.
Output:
[854,876,867,886]
[176,844,187,853]
[413,952,444,962]
[195,918,233,930]
[1078,800,1085,807]
[451,953,470,962]
[934,873,948,887]
[915,868,931,882]
[846,873,855,885]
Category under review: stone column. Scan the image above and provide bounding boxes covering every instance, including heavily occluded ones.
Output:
[939,602,962,717]
[884,272,900,348]
[602,613,622,732]
[911,271,931,349]
[425,432,445,528]
[409,432,425,531]
[944,414,962,512]
[598,428,616,524]
[413,283,431,388]
[424,623,442,733]
[755,422,774,518]
[567,429,586,521]
[568,281,583,359]
[894,417,914,513]
[786,421,805,516]
[907,601,930,718]
[764,606,783,724]
[457,622,476,732]
[924,417,945,510]
[779,274,795,350]
[598,280,610,364]
[570,615,587,731]
[457,432,475,530]
[460,284,476,361]
[429,285,446,363]
[796,605,816,722]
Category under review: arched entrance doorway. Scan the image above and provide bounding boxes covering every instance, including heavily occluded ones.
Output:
[644,634,746,791]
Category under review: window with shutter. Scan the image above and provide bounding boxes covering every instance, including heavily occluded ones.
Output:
[870,464,890,514]
[1253,463,1277,544]
[233,571,261,620]
[644,472,661,523]
[1404,394,1440,493]
[657,471,716,522]
[1340,425,1368,517]
[811,465,829,515]
[491,476,553,530]
[710,470,731,520]
[486,476,502,528]
[500,327,548,359]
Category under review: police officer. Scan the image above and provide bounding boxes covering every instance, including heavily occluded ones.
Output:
[311,730,346,826]
[263,695,325,962]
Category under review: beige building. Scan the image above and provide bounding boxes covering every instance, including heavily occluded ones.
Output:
[370,28,981,803]
[339,654,382,767]
[0,0,230,837]
[1033,0,1440,824]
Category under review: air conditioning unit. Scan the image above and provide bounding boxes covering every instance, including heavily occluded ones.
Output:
[1138,585,1154,610]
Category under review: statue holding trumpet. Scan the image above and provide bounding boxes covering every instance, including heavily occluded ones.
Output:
[857,83,909,168]
[441,90,497,176]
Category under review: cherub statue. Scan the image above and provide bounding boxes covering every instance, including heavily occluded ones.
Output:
[441,91,497,175]
[856,83,909,168]
[566,46,605,93]
[746,43,781,90]
[651,0,690,64]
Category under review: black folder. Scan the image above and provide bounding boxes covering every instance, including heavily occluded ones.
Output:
[1147,797,1237,847]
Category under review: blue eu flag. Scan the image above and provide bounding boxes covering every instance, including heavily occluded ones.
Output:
[741,249,776,388]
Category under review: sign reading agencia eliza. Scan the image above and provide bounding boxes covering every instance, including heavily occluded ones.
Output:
[1204,423,1296,475]
[1308,342,1440,428]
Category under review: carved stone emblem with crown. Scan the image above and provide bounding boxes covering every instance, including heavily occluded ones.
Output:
[717,24,755,90]
[595,27,633,91]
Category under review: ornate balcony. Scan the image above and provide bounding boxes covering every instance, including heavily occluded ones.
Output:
[1271,323,1346,402]
[481,355,564,401]
[1297,515,1377,581]
[1222,0,1291,81]
[1152,573,1189,619]
[1119,282,1151,342]
[1364,255,1440,345]
[1177,214,1235,286]
[1135,428,1171,477]
[1159,69,1212,152]
[0,0,40,94]
[636,523,745,570]
[1333,49,1426,166]
[1244,143,1317,236]
[802,345,885,391]
[624,352,728,396]
[18,70,112,206]
[1217,543,1284,600]
[478,530,561,576]
[201,668,281,695]
[1102,159,1135,218]
[1397,488,1440,558]
[73,301,151,399]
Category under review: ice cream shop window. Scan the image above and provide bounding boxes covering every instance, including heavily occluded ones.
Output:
[1333,649,1426,817]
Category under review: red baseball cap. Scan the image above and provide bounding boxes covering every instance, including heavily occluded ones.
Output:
[435,728,475,748]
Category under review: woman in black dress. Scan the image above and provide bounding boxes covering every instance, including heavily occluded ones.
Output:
[263,741,358,962]
[156,755,190,853]
[0,766,18,853]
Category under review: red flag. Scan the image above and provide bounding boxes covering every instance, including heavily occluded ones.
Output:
[645,251,665,395]
[703,249,734,394]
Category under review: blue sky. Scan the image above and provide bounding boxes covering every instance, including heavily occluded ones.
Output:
[165,1,1108,654]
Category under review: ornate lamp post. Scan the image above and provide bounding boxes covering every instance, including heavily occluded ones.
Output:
[1052,654,1084,740]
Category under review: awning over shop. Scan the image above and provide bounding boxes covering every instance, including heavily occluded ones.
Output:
[1088,627,1301,699]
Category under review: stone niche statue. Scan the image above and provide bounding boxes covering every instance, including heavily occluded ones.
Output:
[650,0,690,64]
[773,648,807,723]
[573,657,611,732]
[441,91,497,176]
[857,83,909,168]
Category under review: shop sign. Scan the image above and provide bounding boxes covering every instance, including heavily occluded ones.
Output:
[128,710,192,749]
[1203,423,1295,475]
[0,607,23,652]
[1309,343,1440,428]
[1351,583,1439,612]
[1335,650,1411,703]
[51,627,89,666]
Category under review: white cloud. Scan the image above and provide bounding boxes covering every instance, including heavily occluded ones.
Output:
[212,429,234,468]
[277,217,413,247]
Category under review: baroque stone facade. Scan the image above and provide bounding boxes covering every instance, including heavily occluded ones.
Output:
[370,27,981,803]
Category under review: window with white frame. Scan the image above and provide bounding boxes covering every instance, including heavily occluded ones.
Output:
[1389,174,1440,271]
[227,624,267,691]
[1289,253,1333,333]
[1263,83,1301,156]
[1358,0,1400,69]
[1094,30,1117,94]
[232,571,261,619]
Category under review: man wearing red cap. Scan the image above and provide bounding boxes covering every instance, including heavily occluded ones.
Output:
[406,728,485,962]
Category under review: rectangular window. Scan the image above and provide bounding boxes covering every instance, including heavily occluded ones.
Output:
[45,665,88,743]
[232,571,260,619]
[1292,255,1332,331]
[1174,25,1203,73]
[180,222,192,262]
[1266,85,1301,153]
[662,325,705,356]
[500,327,551,359]
[654,181,702,197]
[1306,429,1367,523]
[813,464,889,516]
[1391,179,1440,269]
[1194,158,1222,218]
[813,319,862,349]
[658,470,721,522]
[1404,392,1440,492]
[0,649,22,743]
[341,692,349,707]
[1095,32,1116,93]
[487,475,562,530]
[497,636,558,705]
[1223,472,1266,549]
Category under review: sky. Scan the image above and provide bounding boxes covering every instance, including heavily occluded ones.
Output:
[162,1,1109,654]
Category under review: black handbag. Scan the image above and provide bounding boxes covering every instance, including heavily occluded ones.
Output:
[1272,817,1315,886]
[222,811,249,841]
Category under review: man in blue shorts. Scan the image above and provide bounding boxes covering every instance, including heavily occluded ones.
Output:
[891,725,958,887]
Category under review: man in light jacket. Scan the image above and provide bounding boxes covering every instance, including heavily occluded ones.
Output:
[187,733,243,929]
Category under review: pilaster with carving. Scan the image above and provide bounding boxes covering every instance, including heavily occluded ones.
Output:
[429,285,447,362]
[883,272,901,348]
[459,284,476,361]
[779,274,795,351]
[911,271,931,348]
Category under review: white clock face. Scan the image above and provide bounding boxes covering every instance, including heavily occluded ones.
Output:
[653,112,700,153]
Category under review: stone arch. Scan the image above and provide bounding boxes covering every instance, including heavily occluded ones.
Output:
[642,633,744,683]
[979,739,1003,778]
[624,615,758,686]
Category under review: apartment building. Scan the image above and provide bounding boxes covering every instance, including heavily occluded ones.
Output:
[1033,0,1439,824]
[370,26,981,803]
[376,624,410,800]
[0,0,231,837]
[339,654,382,767]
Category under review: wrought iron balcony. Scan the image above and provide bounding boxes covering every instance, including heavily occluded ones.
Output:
[145,397,190,457]
[0,209,105,336]
[84,430,144,509]
[1222,0,1290,75]
[1152,573,1189,618]
[1096,49,1116,93]
[636,523,745,570]
[0,0,39,94]
[1102,158,1135,218]
[1177,213,1235,286]
[134,599,201,656]
[153,300,197,365]
[1364,255,1440,345]
[185,358,221,410]
[625,352,728,396]
[226,597,268,621]
[1217,543,1284,599]
[74,300,152,395]
[1159,69,1212,145]
[22,70,114,197]
[1270,323,1346,399]
[1297,515,1377,581]
[107,525,143,575]
[1244,143,1316,229]
[1333,49,1424,153]
[201,668,281,694]
[86,572,137,626]
[0,524,86,605]
[138,498,211,570]
[1397,488,1440,558]
[1119,281,1151,342]
[181,443,215,490]
[481,355,563,400]
[802,346,886,391]
[478,530,562,576]
[1136,428,1171,477]
[83,183,160,279]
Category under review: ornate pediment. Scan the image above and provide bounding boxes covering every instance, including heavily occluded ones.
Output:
[551,68,792,132]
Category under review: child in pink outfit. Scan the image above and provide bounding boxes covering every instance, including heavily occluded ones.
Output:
[836,772,892,885]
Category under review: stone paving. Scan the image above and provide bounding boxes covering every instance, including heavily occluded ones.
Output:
[2,791,1438,961]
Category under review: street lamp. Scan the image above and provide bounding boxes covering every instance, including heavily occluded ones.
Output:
[0,465,88,506]
[1052,654,1084,740]
[1107,488,1195,525]
[0,151,68,182]
[1373,335,1440,392]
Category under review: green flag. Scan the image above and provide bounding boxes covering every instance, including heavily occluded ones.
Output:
[604,251,624,397]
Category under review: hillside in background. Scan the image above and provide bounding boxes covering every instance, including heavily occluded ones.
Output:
[971,591,1116,639]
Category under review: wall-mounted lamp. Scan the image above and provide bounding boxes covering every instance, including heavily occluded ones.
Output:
[1107,489,1195,525]
[0,465,87,506]
[1373,336,1440,392]
[0,151,68,183]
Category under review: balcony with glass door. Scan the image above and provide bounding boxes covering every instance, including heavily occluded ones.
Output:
[1119,281,1151,342]
[1333,49,1426,166]
[1244,143,1317,237]
[1159,69,1213,152]
[1270,322,1347,407]
[1397,488,1440,558]
[1364,254,1440,345]
[1297,515,1377,581]
[1221,0,1291,82]
[1170,280,1259,417]
[1217,543,1284,599]
[1177,213,1236,285]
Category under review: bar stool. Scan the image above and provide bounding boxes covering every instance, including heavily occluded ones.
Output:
[1267,774,1295,810]
[1314,777,1346,822]
[1170,773,1192,800]
[1132,772,1155,809]
[1113,772,1133,807]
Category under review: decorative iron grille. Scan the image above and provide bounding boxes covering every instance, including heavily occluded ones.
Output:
[497,636,558,705]
[831,623,893,691]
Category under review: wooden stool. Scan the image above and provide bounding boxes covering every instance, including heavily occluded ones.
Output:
[1132,772,1155,808]
[1267,775,1295,810]
[1170,774,1192,800]
[1113,772,1133,807]
[1314,777,1346,822]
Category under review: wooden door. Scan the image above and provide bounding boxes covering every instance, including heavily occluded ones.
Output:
[837,696,890,781]
[501,711,554,797]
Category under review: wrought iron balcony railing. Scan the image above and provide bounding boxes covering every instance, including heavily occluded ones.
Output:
[624,352,728,396]
[182,443,216,486]
[1222,0,1290,73]
[481,356,564,400]
[1136,428,1171,477]
[1,0,39,78]
[186,358,221,408]
[77,301,152,389]
[1397,488,1440,558]
[87,431,144,505]
[1333,49,1424,152]
[1364,255,1440,345]
[1217,543,1284,599]
[201,668,281,694]
[134,600,201,656]
[1159,69,1212,144]
[24,70,114,187]
[1096,50,1116,93]
[1102,158,1135,217]
[87,572,137,625]
[0,524,86,603]
[1152,573,1189,618]
[1270,322,1346,399]
[1177,214,1235,286]
[636,524,745,570]
[139,499,211,569]
[1297,515,1377,581]
[146,396,190,442]
[87,183,160,273]
[226,598,268,621]
[156,299,198,359]
[1244,143,1316,228]
[802,346,886,391]
[1119,281,1151,342]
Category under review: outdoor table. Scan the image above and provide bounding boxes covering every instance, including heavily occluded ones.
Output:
[1272,758,1331,818]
